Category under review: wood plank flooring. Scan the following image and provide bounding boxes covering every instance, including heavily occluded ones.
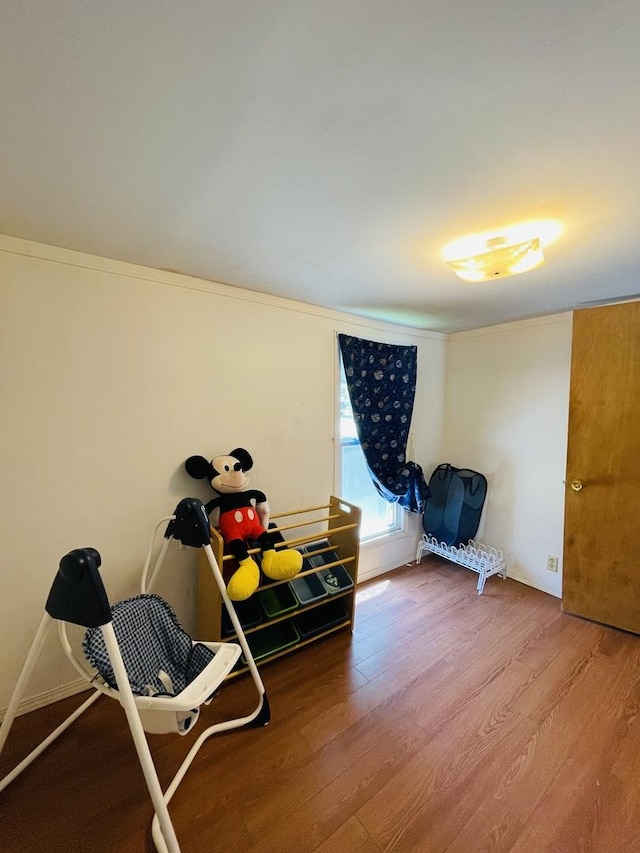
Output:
[1,556,639,852]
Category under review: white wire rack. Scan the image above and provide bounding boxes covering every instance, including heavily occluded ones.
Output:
[416,534,507,595]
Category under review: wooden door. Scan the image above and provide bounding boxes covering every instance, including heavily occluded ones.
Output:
[562,301,640,633]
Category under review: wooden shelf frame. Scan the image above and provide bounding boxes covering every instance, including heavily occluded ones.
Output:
[196,496,361,670]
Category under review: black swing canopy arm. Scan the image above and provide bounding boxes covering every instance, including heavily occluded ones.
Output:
[45,548,112,628]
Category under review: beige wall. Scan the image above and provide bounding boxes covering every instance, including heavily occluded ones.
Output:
[443,314,573,596]
[0,234,574,715]
[0,236,444,713]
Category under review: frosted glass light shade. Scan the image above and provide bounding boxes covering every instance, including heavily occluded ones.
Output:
[445,237,545,282]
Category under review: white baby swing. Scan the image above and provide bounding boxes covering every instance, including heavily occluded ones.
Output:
[0,498,270,853]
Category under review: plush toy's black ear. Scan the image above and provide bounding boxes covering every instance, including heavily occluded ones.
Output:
[229,447,253,472]
[185,455,215,481]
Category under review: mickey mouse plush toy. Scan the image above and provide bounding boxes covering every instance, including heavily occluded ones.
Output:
[185,448,302,600]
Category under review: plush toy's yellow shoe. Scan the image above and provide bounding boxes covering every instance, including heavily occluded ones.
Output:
[226,557,260,601]
[261,548,303,581]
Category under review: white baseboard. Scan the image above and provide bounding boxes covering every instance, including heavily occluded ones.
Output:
[506,570,561,598]
[0,678,92,722]
[358,554,562,600]
[357,548,418,583]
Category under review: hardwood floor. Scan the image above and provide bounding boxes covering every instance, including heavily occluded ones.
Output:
[1,557,639,852]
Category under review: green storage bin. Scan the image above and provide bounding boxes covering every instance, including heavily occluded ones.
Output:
[258,584,299,619]
[241,621,300,663]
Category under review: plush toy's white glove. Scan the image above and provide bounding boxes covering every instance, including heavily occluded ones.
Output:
[256,500,270,530]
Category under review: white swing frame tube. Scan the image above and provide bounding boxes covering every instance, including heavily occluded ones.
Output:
[0,518,270,853]
[102,621,181,853]
[149,541,269,851]
[0,614,102,793]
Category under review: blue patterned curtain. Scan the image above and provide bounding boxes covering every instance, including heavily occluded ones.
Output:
[338,334,429,513]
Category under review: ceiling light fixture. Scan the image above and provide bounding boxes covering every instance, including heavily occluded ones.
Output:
[442,219,563,283]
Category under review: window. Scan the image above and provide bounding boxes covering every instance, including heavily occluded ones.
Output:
[338,364,402,540]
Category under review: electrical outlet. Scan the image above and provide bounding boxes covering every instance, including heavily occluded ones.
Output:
[546,555,559,572]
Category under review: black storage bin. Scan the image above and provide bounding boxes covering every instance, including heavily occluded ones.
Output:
[294,602,349,639]
[221,597,263,637]
[303,539,340,569]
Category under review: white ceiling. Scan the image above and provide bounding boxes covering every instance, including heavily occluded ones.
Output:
[2,2,639,333]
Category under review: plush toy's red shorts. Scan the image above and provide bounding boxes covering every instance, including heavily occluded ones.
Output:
[219,506,265,543]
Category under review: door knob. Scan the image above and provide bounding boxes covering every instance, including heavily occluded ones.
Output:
[569,479,583,491]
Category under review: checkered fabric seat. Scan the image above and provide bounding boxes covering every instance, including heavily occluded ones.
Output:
[83,594,215,698]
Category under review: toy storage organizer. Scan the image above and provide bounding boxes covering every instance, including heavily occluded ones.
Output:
[197,496,361,672]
